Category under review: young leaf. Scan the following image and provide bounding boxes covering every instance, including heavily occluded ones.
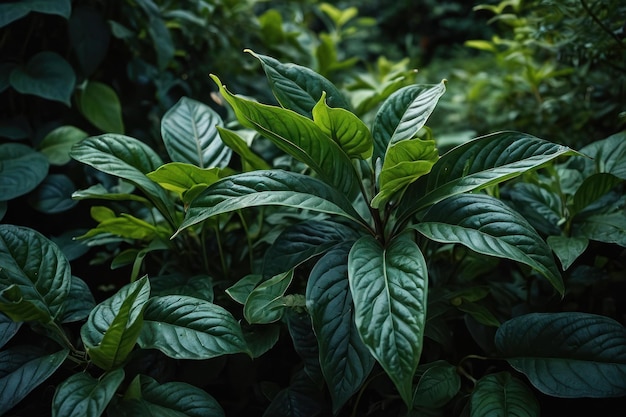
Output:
[312,91,373,159]
[80,276,150,370]
[371,139,438,209]
[306,242,374,414]
[146,162,222,200]
[496,312,626,397]
[371,81,446,161]
[161,96,231,168]
[413,193,564,295]
[0,225,71,322]
[52,368,125,417]
[244,271,293,324]
[217,127,270,171]
[70,135,177,226]
[263,219,361,279]
[397,131,577,221]
[246,49,350,117]
[0,143,49,200]
[37,125,88,166]
[0,346,69,415]
[76,81,124,133]
[470,372,539,417]
[177,170,369,235]
[137,295,248,359]
[348,233,428,407]
[211,74,361,199]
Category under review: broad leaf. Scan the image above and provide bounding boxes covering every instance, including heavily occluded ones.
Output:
[71,183,151,205]
[80,276,150,370]
[263,219,360,279]
[312,92,372,159]
[216,127,270,171]
[0,143,49,200]
[244,271,293,324]
[470,372,539,417]
[52,368,125,417]
[138,295,248,359]
[77,81,124,133]
[413,193,564,295]
[546,236,588,270]
[70,135,177,225]
[0,312,21,348]
[226,274,263,305]
[0,225,71,322]
[577,131,626,180]
[398,131,577,221]
[348,233,428,407]
[371,81,446,161]
[572,173,623,214]
[109,375,225,417]
[306,242,374,413]
[413,361,461,408]
[29,174,77,213]
[9,51,75,105]
[149,274,214,302]
[261,370,324,417]
[286,310,324,388]
[503,182,563,236]
[242,324,281,358]
[38,125,88,165]
[372,138,438,208]
[211,75,361,198]
[177,170,369,235]
[246,49,350,117]
[0,346,68,415]
[496,312,626,397]
[61,276,96,323]
[161,96,230,168]
[572,191,626,246]
[147,162,222,201]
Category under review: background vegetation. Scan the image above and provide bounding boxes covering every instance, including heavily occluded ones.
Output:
[1,0,624,416]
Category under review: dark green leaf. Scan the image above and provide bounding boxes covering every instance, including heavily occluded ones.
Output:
[0,143,49,200]
[247,50,350,117]
[242,324,281,358]
[496,312,626,397]
[217,127,271,171]
[0,225,71,321]
[0,312,21,348]
[306,242,374,413]
[52,368,124,417]
[149,274,213,302]
[29,174,77,213]
[77,81,124,133]
[0,0,71,28]
[263,220,360,279]
[348,233,428,407]
[244,271,293,324]
[413,361,461,408]
[413,193,564,295]
[286,310,324,387]
[80,276,150,370]
[572,173,623,214]
[470,372,539,417]
[161,96,230,168]
[578,131,626,180]
[226,274,263,305]
[138,295,248,359]
[261,370,324,417]
[177,170,369,235]
[546,236,588,270]
[10,52,75,105]
[0,346,68,415]
[504,182,563,236]
[572,191,626,246]
[61,276,96,323]
[68,6,110,77]
[372,81,446,161]
[212,75,361,199]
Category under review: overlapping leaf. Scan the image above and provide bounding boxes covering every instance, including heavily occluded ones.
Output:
[52,369,125,417]
[470,372,539,417]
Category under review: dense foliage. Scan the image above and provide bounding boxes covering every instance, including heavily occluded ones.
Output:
[1,1,625,416]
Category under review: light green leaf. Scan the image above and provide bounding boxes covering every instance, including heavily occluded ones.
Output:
[70,135,177,225]
[146,162,222,199]
[71,183,151,205]
[306,242,374,414]
[0,347,69,415]
[398,131,577,221]
[496,312,626,397]
[348,233,428,407]
[312,91,372,159]
[0,284,54,323]
[246,49,350,117]
[76,81,124,133]
[216,127,270,171]
[371,81,446,161]
[177,170,369,235]
[80,276,150,370]
[0,143,49,200]
[38,125,88,165]
[413,193,564,295]
[211,75,361,199]
[29,174,77,213]
[161,96,230,168]
[0,225,71,322]
[78,210,171,242]
[413,361,461,408]
[546,236,588,270]
[244,271,293,324]
[371,139,438,208]
[263,219,360,279]
[10,51,75,105]
[470,372,539,417]
[52,368,125,417]
[138,295,248,359]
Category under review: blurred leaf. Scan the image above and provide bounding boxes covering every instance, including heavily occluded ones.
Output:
[149,274,213,302]
[0,312,21,348]
[38,125,88,165]
[0,0,71,28]
[0,143,49,200]
[10,52,75,105]
[29,174,77,213]
[68,6,110,76]
[77,81,124,133]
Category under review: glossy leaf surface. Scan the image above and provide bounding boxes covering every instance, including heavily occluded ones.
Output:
[52,368,124,417]
[470,372,539,417]
[244,271,293,324]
